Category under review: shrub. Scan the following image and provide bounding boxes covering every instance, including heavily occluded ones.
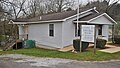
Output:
[114,35,120,44]
[0,35,4,46]
[73,39,89,52]
[0,35,3,41]
[0,35,5,41]
[96,39,107,49]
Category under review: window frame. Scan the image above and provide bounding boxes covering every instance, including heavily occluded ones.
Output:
[49,24,54,37]
[98,25,102,35]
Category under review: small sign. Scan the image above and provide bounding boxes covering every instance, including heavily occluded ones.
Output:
[81,25,95,42]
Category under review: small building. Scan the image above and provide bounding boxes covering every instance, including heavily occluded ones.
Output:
[10,8,116,49]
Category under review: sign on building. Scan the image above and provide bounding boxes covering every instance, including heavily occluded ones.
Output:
[81,25,95,42]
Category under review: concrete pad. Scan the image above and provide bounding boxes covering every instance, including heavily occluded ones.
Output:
[36,44,58,50]
[105,45,117,48]
[89,44,117,48]
[99,47,120,53]
[59,45,74,52]
[89,44,94,47]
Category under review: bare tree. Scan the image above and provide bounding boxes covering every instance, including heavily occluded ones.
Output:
[27,0,47,18]
[105,0,120,12]
[1,0,28,19]
[45,0,75,13]
[56,0,75,12]
[28,0,37,17]
[0,0,28,46]
[84,0,120,13]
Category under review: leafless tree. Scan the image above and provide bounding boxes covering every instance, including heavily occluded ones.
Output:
[27,0,46,17]
[27,0,75,18]
[46,0,75,12]
[0,0,28,19]
[84,0,120,13]
[105,0,120,12]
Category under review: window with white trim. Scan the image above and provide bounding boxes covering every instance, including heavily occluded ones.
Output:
[49,24,54,37]
[98,25,102,35]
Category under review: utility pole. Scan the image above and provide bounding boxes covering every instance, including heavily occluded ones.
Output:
[77,0,82,52]
[94,25,97,54]
[77,0,79,37]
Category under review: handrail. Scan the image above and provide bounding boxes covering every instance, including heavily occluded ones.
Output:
[2,36,16,51]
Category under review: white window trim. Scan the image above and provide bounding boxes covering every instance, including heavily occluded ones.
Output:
[48,24,55,37]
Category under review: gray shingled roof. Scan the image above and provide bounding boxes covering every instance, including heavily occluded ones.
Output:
[74,13,101,21]
[13,11,76,22]
[29,11,76,21]
[13,8,95,22]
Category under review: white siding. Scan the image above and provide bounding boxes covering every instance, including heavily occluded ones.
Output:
[102,25,109,41]
[18,25,24,35]
[62,16,111,47]
[18,25,24,40]
[27,13,111,48]
[61,12,97,47]
[89,16,113,24]
[62,17,76,47]
[28,22,62,48]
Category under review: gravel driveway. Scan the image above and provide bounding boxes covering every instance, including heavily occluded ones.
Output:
[0,54,120,68]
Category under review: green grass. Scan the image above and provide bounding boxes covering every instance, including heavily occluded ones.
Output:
[0,48,120,61]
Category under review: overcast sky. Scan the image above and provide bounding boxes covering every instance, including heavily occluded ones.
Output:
[75,0,120,5]
[72,0,120,10]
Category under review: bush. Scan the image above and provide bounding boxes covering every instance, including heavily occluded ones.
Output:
[96,39,107,49]
[0,35,3,41]
[0,35,4,46]
[114,35,120,44]
[0,35,5,41]
[73,39,89,52]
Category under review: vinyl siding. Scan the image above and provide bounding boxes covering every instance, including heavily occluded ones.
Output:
[28,22,62,48]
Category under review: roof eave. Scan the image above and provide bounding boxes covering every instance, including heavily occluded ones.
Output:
[104,13,117,24]
[73,21,88,23]
[88,13,117,24]
[12,19,64,24]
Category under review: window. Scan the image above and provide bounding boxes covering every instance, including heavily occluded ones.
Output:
[49,24,54,37]
[75,24,81,37]
[98,25,102,35]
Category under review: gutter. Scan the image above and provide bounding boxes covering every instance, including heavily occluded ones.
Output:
[11,20,64,25]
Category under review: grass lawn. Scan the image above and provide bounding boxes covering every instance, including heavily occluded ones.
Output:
[0,48,120,61]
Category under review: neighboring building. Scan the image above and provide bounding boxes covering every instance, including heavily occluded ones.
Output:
[10,7,116,49]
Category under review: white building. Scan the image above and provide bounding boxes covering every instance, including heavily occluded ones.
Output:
[10,8,116,49]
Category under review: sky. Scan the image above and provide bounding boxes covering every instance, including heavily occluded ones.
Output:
[75,0,120,5]
[70,0,120,10]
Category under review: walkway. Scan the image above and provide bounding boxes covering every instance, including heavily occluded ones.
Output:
[99,45,120,53]
[58,44,120,53]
